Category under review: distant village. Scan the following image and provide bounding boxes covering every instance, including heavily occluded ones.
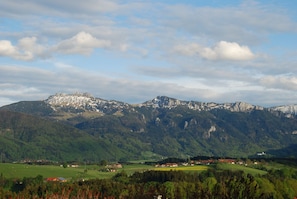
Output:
[15,151,268,183]
[155,158,262,168]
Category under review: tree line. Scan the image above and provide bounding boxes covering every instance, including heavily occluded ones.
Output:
[0,168,297,198]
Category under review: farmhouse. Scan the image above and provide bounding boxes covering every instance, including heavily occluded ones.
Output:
[218,159,236,164]
[155,163,178,167]
[257,152,266,156]
[46,177,59,182]
[106,163,122,169]
[46,177,67,182]
[195,159,216,165]
[102,163,123,172]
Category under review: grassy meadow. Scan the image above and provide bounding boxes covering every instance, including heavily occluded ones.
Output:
[0,163,154,180]
[216,163,268,175]
[154,165,208,172]
[0,161,271,181]
[0,163,97,180]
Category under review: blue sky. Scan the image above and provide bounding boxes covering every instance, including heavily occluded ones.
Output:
[0,0,297,107]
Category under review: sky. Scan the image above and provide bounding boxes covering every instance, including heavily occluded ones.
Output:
[0,0,297,107]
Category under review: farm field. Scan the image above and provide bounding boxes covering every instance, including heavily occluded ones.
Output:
[119,163,154,175]
[216,163,267,175]
[0,163,98,180]
[154,165,208,172]
[0,163,155,180]
[0,162,270,180]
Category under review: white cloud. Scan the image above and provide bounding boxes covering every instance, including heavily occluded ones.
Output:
[0,0,120,18]
[164,3,297,44]
[18,37,46,56]
[0,1,296,107]
[0,40,18,56]
[173,43,201,57]
[260,75,297,91]
[55,31,111,55]
[0,97,16,107]
[0,32,112,60]
[202,41,255,61]
[0,37,49,60]
[0,64,217,105]
[174,41,255,61]
[0,82,45,106]
[1,63,297,108]
[0,39,34,60]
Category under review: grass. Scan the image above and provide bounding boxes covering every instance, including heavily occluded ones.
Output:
[0,163,100,180]
[120,164,153,174]
[217,163,267,176]
[0,163,154,180]
[0,162,269,180]
[154,165,208,172]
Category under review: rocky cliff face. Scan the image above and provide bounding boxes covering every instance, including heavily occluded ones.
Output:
[270,105,297,118]
[141,96,264,112]
[43,93,295,117]
[45,93,130,113]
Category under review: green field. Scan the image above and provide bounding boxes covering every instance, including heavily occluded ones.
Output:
[216,163,267,175]
[0,163,154,180]
[0,163,96,180]
[119,163,154,174]
[0,163,208,180]
[154,165,208,172]
[0,162,269,180]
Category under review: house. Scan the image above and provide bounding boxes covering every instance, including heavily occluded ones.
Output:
[165,163,178,167]
[102,163,123,172]
[257,152,266,156]
[218,159,235,164]
[46,177,67,182]
[106,163,122,169]
[196,159,216,165]
[46,177,59,182]
[155,163,178,167]
[58,177,67,182]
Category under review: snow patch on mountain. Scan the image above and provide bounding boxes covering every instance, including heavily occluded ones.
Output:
[270,105,297,117]
[44,93,295,117]
[45,93,129,113]
[141,96,264,112]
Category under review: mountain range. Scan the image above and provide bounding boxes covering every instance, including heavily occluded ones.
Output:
[0,93,297,162]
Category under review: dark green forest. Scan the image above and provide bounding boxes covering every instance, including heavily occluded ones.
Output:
[1,106,297,162]
[1,167,297,198]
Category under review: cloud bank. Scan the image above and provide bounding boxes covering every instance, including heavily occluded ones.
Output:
[0,0,297,107]
[174,41,255,61]
[55,32,111,55]
[0,32,112,60]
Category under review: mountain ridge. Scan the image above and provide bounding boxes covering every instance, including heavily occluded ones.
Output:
[1,92,297,161]
[3,93,296,116]
[40,93,297,117]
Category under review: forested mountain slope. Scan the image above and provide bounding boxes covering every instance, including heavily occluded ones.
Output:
[1,93,297,161]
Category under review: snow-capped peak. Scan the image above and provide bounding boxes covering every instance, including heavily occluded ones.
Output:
[141,96,264,112]
[44,93,129,113]
[270,105,297,117]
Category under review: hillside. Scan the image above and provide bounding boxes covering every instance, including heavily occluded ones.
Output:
[0,110,145,162]
[1,93,297,161]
